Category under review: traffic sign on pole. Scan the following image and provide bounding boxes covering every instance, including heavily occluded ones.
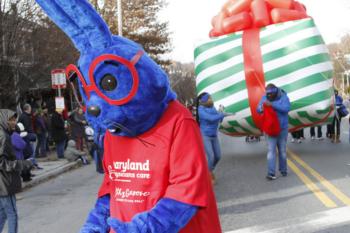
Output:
[55,96,65,112]
[51,69,66,89]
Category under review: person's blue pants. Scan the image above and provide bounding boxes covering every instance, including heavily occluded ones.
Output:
[266,129,288,176]
[35,133,47,157]
[0,195,18,233]
[28,133,38,166]
[202,135,221,171]
[56,140,66,159]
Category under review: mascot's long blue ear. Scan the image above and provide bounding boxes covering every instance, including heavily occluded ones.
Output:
[35,0,112,52]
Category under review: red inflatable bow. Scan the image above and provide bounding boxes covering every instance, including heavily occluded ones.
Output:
[210,0,308,37]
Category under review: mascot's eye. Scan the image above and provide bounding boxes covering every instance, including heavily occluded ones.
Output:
[100,74,118,91]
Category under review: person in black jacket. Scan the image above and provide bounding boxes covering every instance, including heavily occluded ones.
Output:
[51,110,67,159]
[18,104,42,169]
[0,109,32,233]
[18,104,33,133]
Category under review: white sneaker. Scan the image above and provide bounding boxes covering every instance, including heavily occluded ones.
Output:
[297,139,302,144]
[291,138,295,143]
[311,136,315,141]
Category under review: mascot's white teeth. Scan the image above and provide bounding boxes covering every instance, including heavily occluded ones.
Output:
[108,129,116,133]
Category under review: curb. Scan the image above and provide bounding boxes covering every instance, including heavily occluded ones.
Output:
[22,161,82,190]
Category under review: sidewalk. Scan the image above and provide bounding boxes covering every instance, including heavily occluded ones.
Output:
[21,152,82,190]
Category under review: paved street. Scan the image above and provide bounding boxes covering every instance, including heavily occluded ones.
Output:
[9,121,350,233]
[217,120,350,232]
[10,165,103,233]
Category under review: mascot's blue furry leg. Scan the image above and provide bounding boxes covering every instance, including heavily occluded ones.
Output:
[107,198,198,233]
[80,195,110,233]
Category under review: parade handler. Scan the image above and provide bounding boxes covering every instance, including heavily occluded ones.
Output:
[34,0,221,232]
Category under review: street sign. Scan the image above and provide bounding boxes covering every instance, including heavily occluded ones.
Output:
[51,69,66,89]
[55,96,65,112]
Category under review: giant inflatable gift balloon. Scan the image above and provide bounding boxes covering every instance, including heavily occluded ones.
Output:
[195,0,334,136]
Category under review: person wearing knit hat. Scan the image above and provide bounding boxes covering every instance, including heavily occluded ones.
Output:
[11,122,34,182]
[0,109,33,233]
[16,122,28,138]
[257,83,291,180]
[195,92,233,184]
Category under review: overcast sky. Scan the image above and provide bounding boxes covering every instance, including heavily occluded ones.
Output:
[160,0,350,63]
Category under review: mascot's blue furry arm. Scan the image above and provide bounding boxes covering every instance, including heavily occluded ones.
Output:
[81,195,197,233]
[34,0,199,232]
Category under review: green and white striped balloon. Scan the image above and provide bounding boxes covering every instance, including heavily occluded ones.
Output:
[194,18,334,136]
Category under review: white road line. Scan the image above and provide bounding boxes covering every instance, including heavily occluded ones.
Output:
[225,206,350,233]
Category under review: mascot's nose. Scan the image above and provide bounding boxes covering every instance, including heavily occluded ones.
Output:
[87,105,101,117]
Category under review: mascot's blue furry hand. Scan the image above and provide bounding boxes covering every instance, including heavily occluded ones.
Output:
[107,198,198,233]
[79,195,110,233]
[107,218,140,232]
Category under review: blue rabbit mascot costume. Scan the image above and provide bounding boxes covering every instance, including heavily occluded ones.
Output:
[35,0,222,233]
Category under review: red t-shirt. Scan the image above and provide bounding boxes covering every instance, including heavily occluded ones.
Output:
[98,100,222,233]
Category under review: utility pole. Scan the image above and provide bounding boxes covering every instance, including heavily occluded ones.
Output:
[117,0,123,36]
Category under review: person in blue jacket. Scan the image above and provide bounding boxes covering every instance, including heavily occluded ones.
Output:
[332,89,343,143]
[257,84,291,180]
[196,92,228,184]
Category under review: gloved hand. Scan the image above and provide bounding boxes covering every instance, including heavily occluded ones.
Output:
[107,218,141,233]
[79,195,110,233]
[107,198,197,233]
[264,100,272,106]
[218,105,225,113]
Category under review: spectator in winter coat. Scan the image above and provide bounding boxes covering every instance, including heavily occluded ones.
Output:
[257,84,291,180]
[0,109,32,233]
[18,104,34,134]
[51,110,67,159]
[42,107,51,152]
[11,123,33,182]
[34,109,48,157]
[11,123,27,160]
[196,92,229,184]
[18,104,41,169]
[70,107,87,151]
[64,140,89,164]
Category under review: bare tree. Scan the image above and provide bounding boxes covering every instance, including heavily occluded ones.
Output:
[89,0,172,69]
[0,0,41,108]
[168,62,196,105]
[328,35,350,91]
[0,0,172,108]
[0,0,79,108]
[29,17,78,83]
